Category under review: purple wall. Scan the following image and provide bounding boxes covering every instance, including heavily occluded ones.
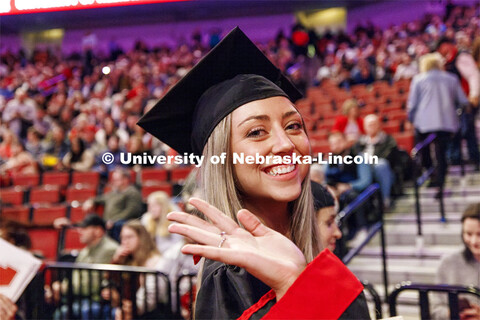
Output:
[61,14,295,55]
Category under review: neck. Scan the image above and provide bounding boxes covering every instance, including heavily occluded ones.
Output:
[242,198,290,236]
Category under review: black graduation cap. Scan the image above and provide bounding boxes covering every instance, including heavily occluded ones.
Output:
[311,181,335,210]
[137,27,302,155]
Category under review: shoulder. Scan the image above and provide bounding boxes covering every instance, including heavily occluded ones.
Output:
[439,250,465,270]
[100,236,120,251]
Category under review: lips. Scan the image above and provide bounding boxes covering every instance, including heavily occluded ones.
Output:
[264,164,296,176]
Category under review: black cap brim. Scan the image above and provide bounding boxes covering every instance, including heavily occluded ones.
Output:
[137,27,302,155]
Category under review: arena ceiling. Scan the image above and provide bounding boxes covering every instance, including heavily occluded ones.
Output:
[0,0,383,34]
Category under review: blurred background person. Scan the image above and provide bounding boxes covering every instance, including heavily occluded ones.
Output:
[141,191,182,254]
[407,52,469,193]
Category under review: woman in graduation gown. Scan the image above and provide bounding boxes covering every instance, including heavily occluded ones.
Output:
[138,27,371,319]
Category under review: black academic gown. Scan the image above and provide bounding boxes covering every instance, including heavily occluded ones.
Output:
[195,250,371,320]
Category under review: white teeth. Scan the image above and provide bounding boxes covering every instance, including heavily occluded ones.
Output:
[266,165,295,176]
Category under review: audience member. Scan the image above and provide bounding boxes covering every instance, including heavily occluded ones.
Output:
[82,168,143,241]
[104,221,170,319]
[332,99,365,148]
[432,203,480,320]
[354,114,397,208]
[0,140,38,176]
[407,52,469,192]
[312,182,341,252]
[48,214,119,320]
[437,37,480,171]
[141,191,182,254]
[2,87,37,140]
[325,132,372,242]
[62,136,95,172]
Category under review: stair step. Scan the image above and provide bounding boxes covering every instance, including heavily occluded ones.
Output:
[384,211,462,224]
[349,257,438,284]
[375,223,462,246]
[357,244,459,260]
[402,186,480,198]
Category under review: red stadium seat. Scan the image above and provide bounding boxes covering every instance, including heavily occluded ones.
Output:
[32,205,67,225]
[0,188,24,205]
[142,183,173,199]
[11,173,40,187]
[388,110,408,122]
[69,205,88,223]
[66,186,97,203]
[1,206,30,223]
[170,167,194,182]
[394,132,414,153]
[108,169,136,183]
[63,228,86,252]
[141,168,168,184]
[30,186,61,205]
[72,171,100,187]
[28,228,59,260]
[382,121,401,135]
[42,171,70,188]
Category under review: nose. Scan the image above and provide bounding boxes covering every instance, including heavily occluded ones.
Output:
[333,224,342,240]
[271,127,295,155]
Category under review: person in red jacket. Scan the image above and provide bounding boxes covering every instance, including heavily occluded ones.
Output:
[138,27,370,319]
[332,98,365,148]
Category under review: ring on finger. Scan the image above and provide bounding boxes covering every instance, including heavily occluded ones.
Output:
[218,231,227,248]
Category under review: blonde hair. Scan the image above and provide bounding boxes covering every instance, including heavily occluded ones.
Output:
[199,113,320,262]
[419,53,444,73]
[145,191,175,237]
[341,99,359,116]
[121,221,160,266]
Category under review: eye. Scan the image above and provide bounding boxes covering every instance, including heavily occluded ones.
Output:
[246,127,266,138]
[286,121,303,131]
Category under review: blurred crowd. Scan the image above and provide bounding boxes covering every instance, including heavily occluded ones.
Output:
[1,3,480,183]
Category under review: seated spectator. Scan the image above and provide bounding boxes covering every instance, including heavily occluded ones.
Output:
[41,124,70,170]
[354,114,396,208]
[325,132,372,242]
[104,221,170,319]
[432,203,480,319]
[0,140,38,176]
[0,129,17,161]
[48,214,119,320]
[82,168,143,241]
[62,136,95,172]
[94,134,127,179]
[2,87,37,140]
[310,163,326,185]
[351,59,375,85]
[141,191,182,254]
[332,99,365,148]
[312,182,341,252]
[25,127,44,159]
[393,53,418,81]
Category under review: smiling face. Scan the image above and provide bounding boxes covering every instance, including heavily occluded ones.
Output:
[230,96,310,205]
[463,218,480,261]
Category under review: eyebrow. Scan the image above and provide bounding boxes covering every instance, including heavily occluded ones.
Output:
[237,110,301,127]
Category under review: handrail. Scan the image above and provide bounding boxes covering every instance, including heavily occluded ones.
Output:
[43,262,172,320]
[362,281,383,320]
[411,133,436,159]
[338,183,389,301]
[410,134,446,240]
[389,282,480,320]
